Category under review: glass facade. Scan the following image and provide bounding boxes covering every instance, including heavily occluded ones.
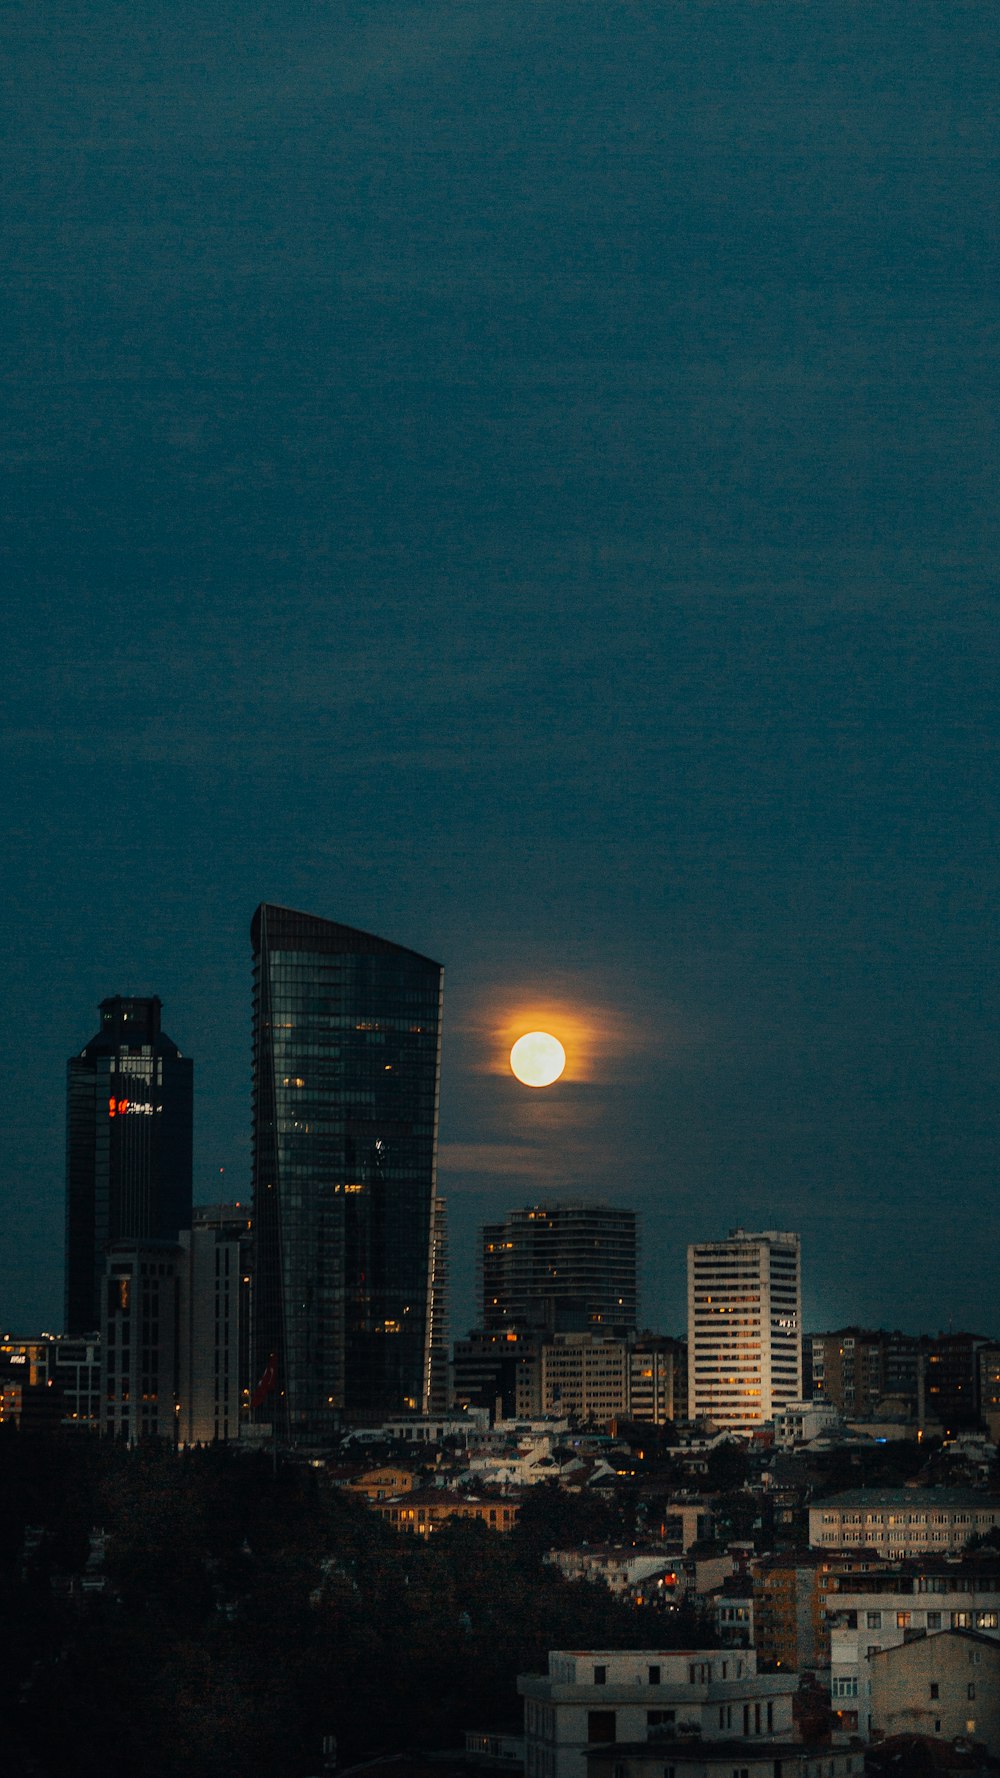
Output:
[65,996,193,1336]
[251,904,443,1440]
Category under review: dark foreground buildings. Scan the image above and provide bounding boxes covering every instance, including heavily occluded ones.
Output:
[65,996,193,1335]
[251,903,443,1442]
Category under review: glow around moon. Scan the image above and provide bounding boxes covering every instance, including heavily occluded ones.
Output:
[510,1031,567,1088]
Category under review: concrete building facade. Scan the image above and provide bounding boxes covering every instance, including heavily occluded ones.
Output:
[687,1231,802,1430]
[519,1649,796,1778]
[869,1629,1000,1751]
[810,1490,1000,1558]
[824,1560,1000,1738]
[177,1204,252,1446]
[481,1204,638,1334]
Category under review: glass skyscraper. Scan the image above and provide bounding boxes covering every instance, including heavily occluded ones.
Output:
[65,996,193,1336]
[251,903,443,1440]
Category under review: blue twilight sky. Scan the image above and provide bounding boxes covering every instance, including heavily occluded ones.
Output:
[2,0,997,1341]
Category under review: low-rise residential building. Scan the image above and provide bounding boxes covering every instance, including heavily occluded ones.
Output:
[824,1559,1000,1739]
[346,1466,418,1500]
[809,1490,1000,1558]
[518,1648,797,1778]
[869,1629,1000,1752]
[544,1547,679,1601]
[584,1741,862,1778]
[375,1414,488,1443]
[469,1433,586,1488]
[374,1487,520,1535]
[648,1501,716,1554]
[771,1400,842,1449]
[710,1577,755,1648]
[464,1730,526,1767]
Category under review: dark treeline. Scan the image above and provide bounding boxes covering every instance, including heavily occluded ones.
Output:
[0,1433,707,1778]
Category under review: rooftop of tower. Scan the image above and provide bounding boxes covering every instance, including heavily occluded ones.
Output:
[251,902,441,970]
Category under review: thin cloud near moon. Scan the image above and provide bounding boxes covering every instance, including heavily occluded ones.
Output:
[454,979,655,1085]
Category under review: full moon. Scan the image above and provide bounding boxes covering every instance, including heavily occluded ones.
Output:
[510,1031,566,1088]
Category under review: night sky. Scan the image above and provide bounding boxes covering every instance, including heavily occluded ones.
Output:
[3,1,997,1342]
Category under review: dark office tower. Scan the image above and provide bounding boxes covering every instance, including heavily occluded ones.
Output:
[479,1202,638,1334]
[251,903,443,1441]
[65,997,193,1336]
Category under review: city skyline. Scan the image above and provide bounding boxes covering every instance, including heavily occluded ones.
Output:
[3,2,997,1346]
[2,919,998,1346]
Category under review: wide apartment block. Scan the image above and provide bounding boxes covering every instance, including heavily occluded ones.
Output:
[454,1328,685,1426]
[809,1489,1000,1559]
[687,1230,802,1429]
[519,1648,796,1778]
[537,1332,686,1423]
[809,1329,993,1430]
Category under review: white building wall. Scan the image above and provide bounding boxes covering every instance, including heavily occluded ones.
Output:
[519,1649,795,1778]
[827,1583,1000,1739]
[687,1231,802,1429]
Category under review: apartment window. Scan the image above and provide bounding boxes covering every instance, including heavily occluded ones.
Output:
[897,1613,911,1629]
[648,1712,675,1730]
[648,1666,661,1686]
[614,1766,626,1778]
[867,1612,882,1629]
[594,1667,607,1686]
[952,1613,971,1629]
[927,1612,941,1630]
[968,1685,976,1701]
[930,1685,939,1700]
[587,1713,616,1744]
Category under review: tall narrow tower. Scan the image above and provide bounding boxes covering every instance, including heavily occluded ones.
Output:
[65,996,193,1335]
[687,1229,802,1429]
[250,903,443,1441]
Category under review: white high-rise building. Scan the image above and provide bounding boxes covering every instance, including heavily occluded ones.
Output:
[687,1229,802,1429]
